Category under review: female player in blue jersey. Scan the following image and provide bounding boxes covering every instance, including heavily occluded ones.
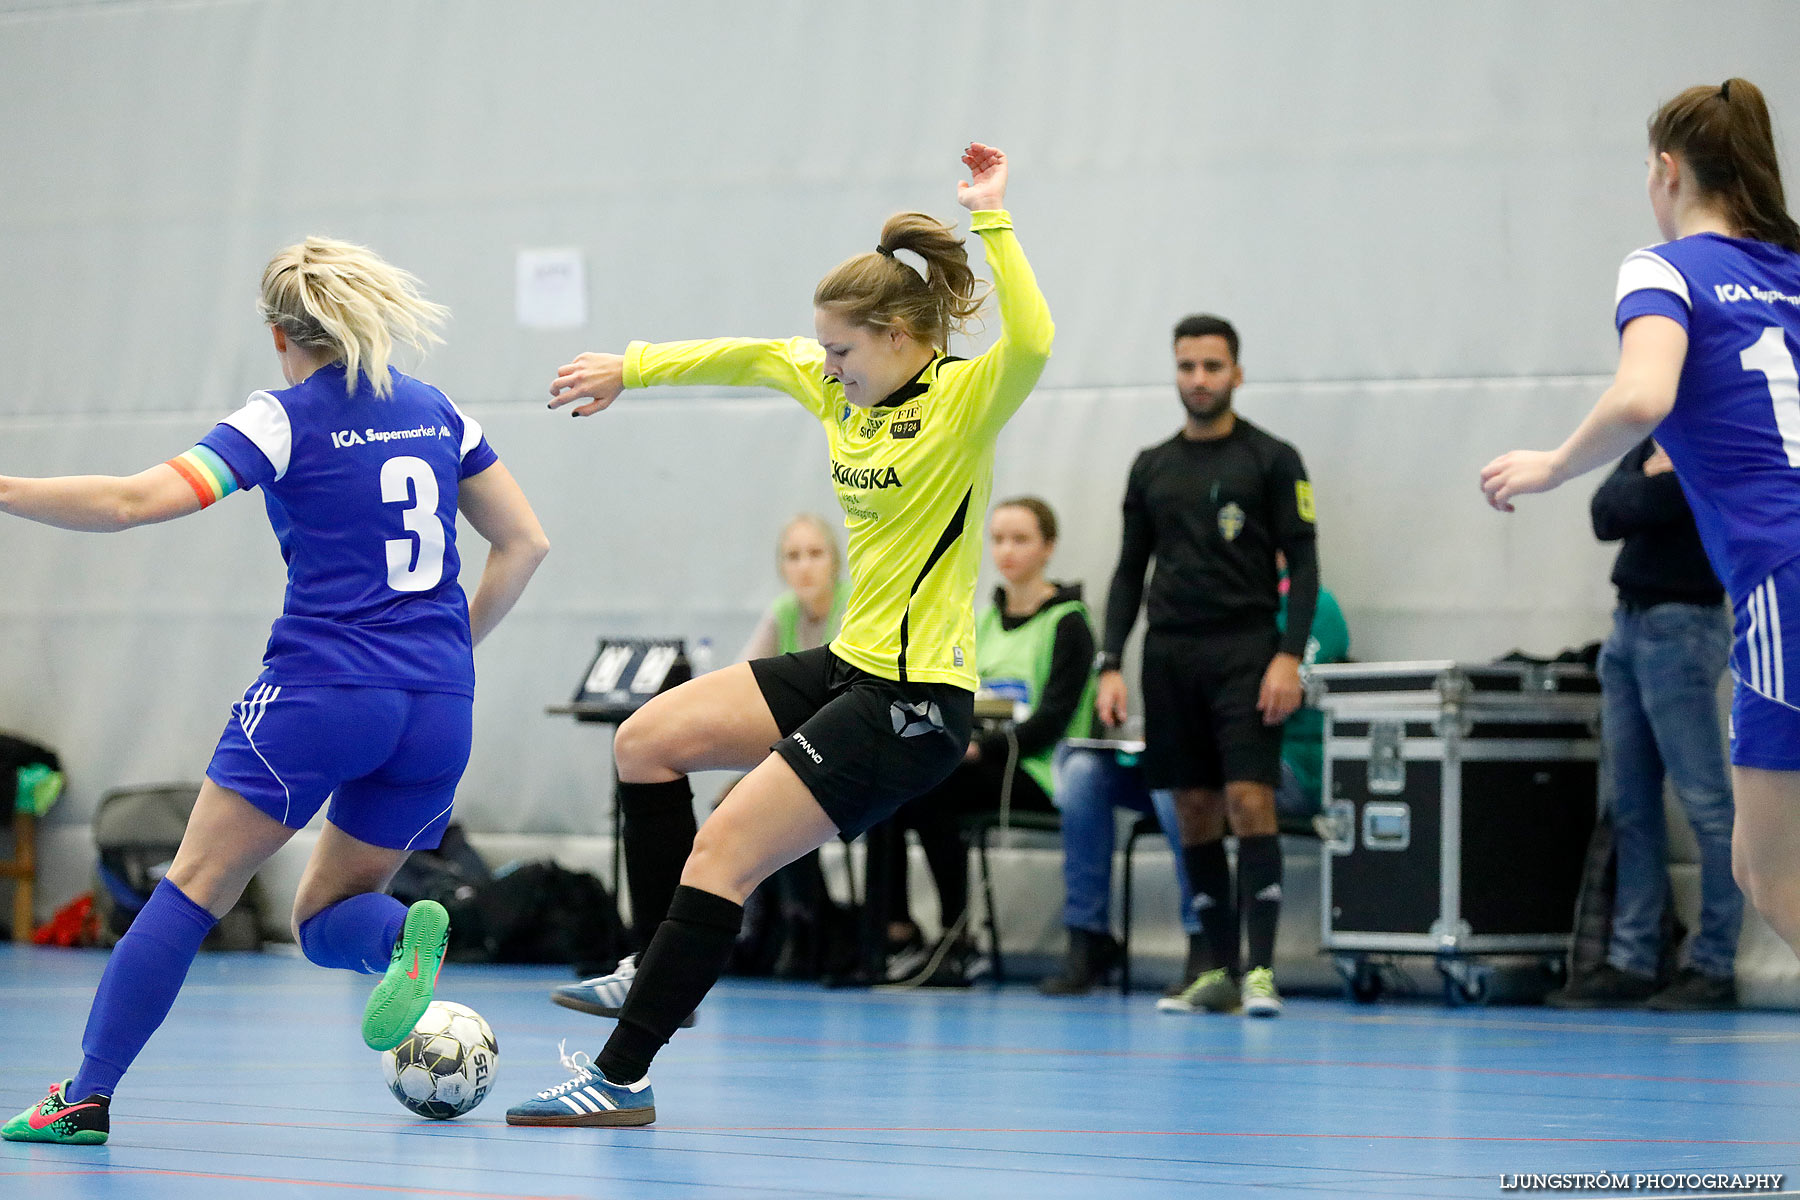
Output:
[1,237,549,1145]
[1482,79,1800,969]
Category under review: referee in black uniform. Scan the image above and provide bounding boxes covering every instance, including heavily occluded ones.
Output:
[1096,314,1318,1017]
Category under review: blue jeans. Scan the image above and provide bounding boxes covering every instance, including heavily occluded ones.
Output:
[1600,602,1740,979]
[1053,746,1196,935]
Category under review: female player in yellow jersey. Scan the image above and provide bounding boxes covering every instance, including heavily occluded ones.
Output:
[508,143,1051,1126]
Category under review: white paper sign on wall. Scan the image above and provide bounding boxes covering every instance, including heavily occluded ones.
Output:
[515,248,588,329]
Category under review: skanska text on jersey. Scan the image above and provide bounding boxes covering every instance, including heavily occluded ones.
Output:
[831,461,903,490]
[330,425,456,449]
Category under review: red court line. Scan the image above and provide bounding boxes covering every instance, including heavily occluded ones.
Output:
[98,1114,1800,1149]
[1,1168,578,1199]
[686,1031,1800,1090]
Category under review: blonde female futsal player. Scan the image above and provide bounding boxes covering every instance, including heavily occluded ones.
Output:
[3,238,548,1144]
[508,143,1051,1127]
[1482,79,1800,977]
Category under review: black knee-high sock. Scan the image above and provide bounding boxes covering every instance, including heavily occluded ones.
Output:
[1183,839,1238,975]
[618,778,697,954]
[1237,834,1283,972]
[598,885,743,1084]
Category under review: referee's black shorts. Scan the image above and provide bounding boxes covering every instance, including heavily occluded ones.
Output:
[750,646,973,838]
[1140,624,1285,791]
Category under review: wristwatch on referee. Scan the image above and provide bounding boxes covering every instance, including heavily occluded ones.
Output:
[1093,652,1122,674]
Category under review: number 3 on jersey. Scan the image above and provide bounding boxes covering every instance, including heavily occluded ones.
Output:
[381,455,446,592]
[1742,325,1800,468]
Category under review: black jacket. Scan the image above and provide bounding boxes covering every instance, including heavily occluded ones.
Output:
[1589,438,1723,608]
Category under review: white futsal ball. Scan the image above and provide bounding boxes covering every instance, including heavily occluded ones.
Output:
[380,1001,499,1119]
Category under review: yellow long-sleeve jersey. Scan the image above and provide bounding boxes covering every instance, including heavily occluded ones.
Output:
[623,210,1052,690]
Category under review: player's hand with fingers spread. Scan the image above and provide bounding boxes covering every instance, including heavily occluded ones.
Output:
[957,142,1008,212]
[1479,449,1566,513]
[548,351,626,418]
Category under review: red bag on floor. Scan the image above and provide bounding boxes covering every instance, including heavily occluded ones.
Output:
[32,892,102,947]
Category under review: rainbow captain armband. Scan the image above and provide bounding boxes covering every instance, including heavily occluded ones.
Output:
[165,446,240,508]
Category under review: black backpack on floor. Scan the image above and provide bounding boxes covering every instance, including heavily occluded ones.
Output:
[389,826,626,975]
[92,783,265,951]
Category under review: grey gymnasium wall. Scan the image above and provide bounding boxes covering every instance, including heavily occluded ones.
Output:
[1,0,1795,865]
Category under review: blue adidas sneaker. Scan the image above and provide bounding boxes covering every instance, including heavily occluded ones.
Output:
[505,1044,655,1127]
[551,955,695,1028]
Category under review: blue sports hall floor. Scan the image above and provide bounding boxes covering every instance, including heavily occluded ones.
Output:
[1,945,1796,1199]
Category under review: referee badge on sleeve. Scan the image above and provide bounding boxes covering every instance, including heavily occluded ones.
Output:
[1295,480,1316,523]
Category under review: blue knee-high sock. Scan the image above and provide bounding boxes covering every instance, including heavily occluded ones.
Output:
[70,879,217,1100]
[296,893,408,974]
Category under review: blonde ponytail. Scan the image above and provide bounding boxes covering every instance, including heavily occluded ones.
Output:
[258,237,449,397]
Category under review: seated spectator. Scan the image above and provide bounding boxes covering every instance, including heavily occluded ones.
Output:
[1037,743,1194,994]
[880,497,1096,985]
[739,513,851,663]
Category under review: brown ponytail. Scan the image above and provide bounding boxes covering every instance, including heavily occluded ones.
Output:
[812,212,988,349]
[1649,78,1800,252]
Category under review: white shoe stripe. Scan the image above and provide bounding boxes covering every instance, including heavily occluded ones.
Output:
[559,1095,586,1115]
[583,1086,617,1111]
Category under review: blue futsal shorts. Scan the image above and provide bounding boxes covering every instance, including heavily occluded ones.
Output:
[206,682,473,850]
[1730,561,1800,772]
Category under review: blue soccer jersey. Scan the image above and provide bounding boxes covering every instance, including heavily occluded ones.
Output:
[198,363,499,696]
[1615,233,1800,601]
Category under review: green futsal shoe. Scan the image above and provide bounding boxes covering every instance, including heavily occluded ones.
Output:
[3,1080,109,1145]
[362,899,450,1051]
[1156,967,1241,1014]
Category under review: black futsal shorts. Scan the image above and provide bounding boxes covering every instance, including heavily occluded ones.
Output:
[750,646,973,838]
[1139,624,1286,791]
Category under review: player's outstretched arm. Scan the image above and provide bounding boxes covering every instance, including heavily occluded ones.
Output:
[1480,315,1686,512]
[458,461,550,646]
[0,463,203,532]
[547,352,627,418]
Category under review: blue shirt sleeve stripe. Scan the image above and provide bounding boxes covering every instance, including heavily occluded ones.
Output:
[1616,289,1690,334]
[199,421,276,490]
[460,437,499,479]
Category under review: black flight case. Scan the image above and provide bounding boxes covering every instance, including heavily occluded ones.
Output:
[1308,661,1600,1004]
